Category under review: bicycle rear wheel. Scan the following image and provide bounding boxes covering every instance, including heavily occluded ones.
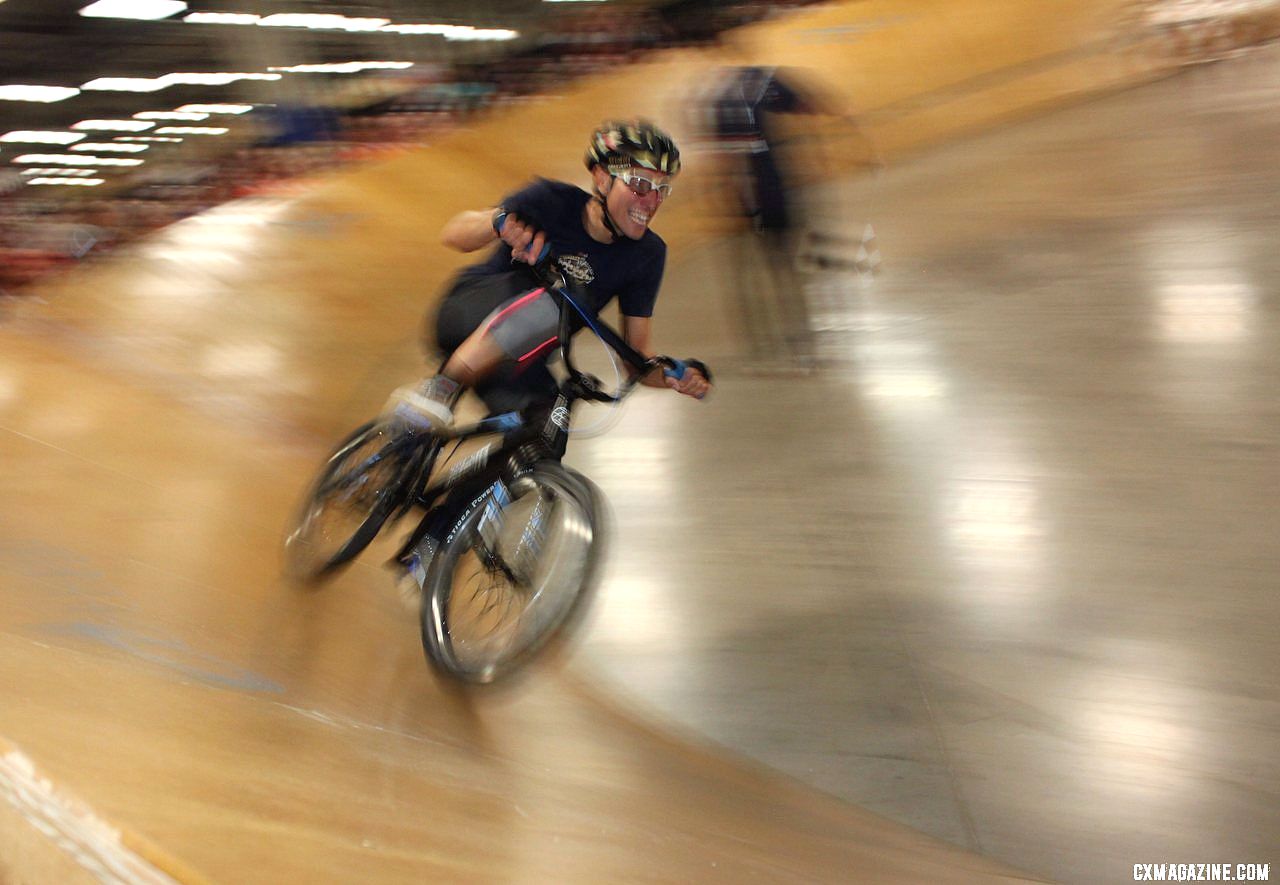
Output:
[285,420,419,583]
[421,463,603,684]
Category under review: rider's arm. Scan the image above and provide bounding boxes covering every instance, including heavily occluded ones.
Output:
[441,206,545,263]
[440,208,500,252]
[621,315,658,385]
[622,315,711,398]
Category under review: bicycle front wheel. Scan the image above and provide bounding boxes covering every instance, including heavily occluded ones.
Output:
[285,420,419,583]
[421,463,603,684]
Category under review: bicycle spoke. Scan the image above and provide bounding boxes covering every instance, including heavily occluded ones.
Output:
[424,466,600,682]
[285,422,417,581]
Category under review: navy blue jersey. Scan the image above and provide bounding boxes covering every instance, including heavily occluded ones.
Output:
[462,178,666,318]
[713,66,807,147]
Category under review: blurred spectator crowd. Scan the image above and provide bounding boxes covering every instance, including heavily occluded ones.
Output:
[0,0,822,295]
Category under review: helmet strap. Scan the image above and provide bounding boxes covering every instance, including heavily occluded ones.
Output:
[593,179,625,242]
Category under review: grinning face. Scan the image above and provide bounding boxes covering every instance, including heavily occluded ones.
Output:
[593,164,674,240]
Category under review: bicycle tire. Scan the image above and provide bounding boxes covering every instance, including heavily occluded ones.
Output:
[284,420,419,583]
[420,462,604,684]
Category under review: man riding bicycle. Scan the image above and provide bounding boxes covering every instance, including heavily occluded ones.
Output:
[284,122,712,658]
[388,119,711,428]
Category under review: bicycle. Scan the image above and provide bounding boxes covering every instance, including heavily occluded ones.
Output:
[284,254,710,684]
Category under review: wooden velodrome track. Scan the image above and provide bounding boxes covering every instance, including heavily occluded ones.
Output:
[0,10,1065,881]
[5,2,1276,881]
[0,105,1036,885]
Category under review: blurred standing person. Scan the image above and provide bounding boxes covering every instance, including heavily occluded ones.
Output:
[708,64,878,368]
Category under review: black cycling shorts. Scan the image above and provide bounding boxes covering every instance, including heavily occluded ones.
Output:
[432,270,561,415]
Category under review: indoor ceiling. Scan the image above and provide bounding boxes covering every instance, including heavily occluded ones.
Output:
[0,0,646,143]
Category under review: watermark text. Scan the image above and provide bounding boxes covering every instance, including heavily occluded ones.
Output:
[1134,864,1269,881]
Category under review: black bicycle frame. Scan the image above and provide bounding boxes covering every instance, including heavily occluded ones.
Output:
[389,276,662,564]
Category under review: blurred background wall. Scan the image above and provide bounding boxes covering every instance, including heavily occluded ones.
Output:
[6,0,1280,301]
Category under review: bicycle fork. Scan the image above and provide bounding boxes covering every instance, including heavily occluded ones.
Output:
[476,479,513,557]
[477,479,551,589]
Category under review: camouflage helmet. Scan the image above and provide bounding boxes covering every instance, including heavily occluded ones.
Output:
[585,119,681,176]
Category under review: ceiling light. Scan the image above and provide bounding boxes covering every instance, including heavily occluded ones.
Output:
[379,24,459,35]
[258,13,388,31]
[154,126,228,135]
[447,28,519,41]
[386,25,519,41]
[134,111,208,120]
[163,73,280,86]
[71,143,149,152]
[82,72,279,92]
[28,177,106,186]
[14,154,145,166]
[21,168,99,176]
[378,24,517,40]
[1,131,86,144]
[74,120,155,132]
[79,0,187,20]
[176,104,252,114]
[0,85,81,103]
[183,12,259,25]
[115,136,183,143]
[269,61,414,74]
[82,77,167,92]
[269,63,362,74]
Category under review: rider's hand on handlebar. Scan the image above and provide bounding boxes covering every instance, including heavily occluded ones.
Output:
[666,367,711,400]
[495,211,546,265]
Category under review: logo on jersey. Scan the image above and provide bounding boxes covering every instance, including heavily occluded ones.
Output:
[557,254,595,285]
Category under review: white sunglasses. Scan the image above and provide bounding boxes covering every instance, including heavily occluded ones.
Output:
[613,169,673,199]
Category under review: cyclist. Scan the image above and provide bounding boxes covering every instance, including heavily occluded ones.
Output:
[389,119,711,429]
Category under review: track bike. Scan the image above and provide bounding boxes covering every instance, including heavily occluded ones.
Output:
[284,255,710,683]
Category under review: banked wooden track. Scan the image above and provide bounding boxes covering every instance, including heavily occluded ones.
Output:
[0,231,1039,882]
[0,1,1193,876]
